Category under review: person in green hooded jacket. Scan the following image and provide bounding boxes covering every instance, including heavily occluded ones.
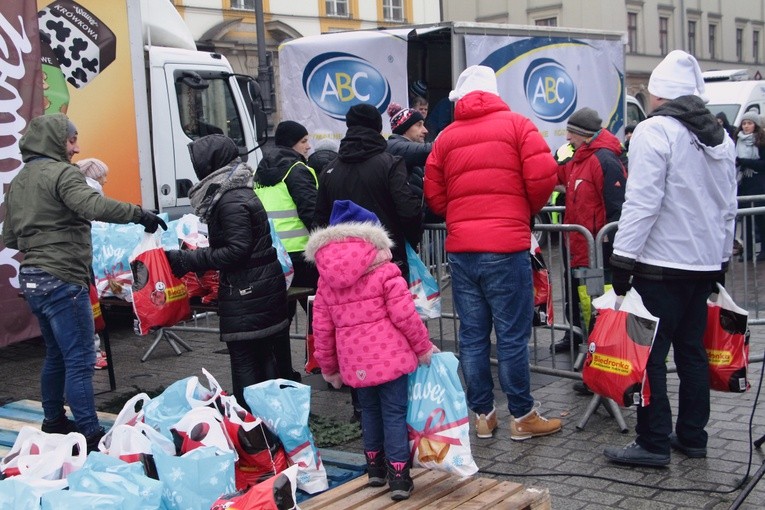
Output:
[2,113,165,451]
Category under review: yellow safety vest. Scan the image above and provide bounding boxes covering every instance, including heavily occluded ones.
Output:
[254,161,318,253]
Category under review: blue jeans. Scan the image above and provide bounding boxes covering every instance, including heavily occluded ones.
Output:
[448,251,534,417]
[356,375,409,463]
[21,271,100,436]
[634,278,711,455]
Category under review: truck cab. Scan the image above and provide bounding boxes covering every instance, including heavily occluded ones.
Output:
[702,69,765,129]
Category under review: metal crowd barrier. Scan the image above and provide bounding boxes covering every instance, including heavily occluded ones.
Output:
[420,200,765,431]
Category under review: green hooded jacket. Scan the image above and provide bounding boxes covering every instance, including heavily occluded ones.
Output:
[2,114,143,288]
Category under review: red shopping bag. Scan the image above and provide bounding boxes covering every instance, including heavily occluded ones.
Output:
[89,283,105,333]
[130,233,191,335]
[582,289,659,407]
[211,465,299,510]
[216,395,289,490]
[704,283,750,392]
[530,235,553,326]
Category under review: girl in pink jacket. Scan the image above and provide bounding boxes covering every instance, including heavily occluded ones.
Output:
[304,200,436,501]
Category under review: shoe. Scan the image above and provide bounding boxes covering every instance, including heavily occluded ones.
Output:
[573,381,593,395]
[350,408,362,424]
[364,450,387,487]
[387,460,413,501]
[603,441,670,466]
[474,407,498,438]
[550,333,582,354]
[41,414,79,434]
[94,353,109,370]
[669,433,707,458]
[509,403,562,441]
[85,427,106,453]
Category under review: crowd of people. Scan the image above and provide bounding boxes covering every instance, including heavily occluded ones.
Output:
[2,48,743,499]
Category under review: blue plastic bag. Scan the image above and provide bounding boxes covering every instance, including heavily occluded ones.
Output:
[243,379,327,494]
[152,445,236,510]
[407,352,478,477]
[406,242,441,319]
[40,490,123,510]
[143,369,222,439]
[268,219,294,289]
[66,453,163,510]
[0,478,41,510]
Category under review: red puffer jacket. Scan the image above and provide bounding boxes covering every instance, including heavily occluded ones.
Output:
[557,129,627,268]
[424,91,557,253]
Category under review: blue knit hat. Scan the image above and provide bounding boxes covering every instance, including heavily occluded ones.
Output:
[329,200,379,225]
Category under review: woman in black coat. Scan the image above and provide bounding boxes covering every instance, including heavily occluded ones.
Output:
[166,134,289,408]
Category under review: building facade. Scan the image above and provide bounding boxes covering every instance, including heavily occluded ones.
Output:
[172,0,440,122]
[441,0,765,108]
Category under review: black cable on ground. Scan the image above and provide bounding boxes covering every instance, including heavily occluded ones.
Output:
[479,350,765,498]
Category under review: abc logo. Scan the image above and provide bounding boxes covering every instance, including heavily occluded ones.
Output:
[523,58,577,122]
[302,52,390,120]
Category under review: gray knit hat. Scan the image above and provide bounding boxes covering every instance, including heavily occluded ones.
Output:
[741,110,761,128]
[567,107,602,137]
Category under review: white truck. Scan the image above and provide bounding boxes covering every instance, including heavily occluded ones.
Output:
[0,0,266,345]
[279,21,627,151]
[702,69,765,128]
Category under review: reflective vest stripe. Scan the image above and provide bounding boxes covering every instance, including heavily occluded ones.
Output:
[254,162,317,252]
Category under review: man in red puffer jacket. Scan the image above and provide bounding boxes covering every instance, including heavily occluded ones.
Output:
[424,65,561,442]
[551,108,628,357]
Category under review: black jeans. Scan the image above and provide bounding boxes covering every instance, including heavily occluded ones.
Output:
[633,278,711,454]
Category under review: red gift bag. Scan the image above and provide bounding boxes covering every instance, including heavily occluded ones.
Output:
[582,289,659,407]
[89,283,105,333]
[704,283,750,392]
[530,235,553,326]
[129,233,191,335]
[211,465,299,510]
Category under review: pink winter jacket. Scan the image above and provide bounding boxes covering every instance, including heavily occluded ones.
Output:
[303,221,432,388]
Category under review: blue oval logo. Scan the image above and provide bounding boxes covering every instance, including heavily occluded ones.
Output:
[302,52,390,121]
[523,58,577,122]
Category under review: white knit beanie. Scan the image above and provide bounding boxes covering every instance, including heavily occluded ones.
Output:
[449,65,499,102]
[648,50,708,103]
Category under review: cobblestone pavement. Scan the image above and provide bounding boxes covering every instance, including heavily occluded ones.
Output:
[2,257,765,509]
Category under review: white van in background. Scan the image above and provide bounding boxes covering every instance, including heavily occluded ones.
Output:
[627,95,647,125]
[703,69,765,128]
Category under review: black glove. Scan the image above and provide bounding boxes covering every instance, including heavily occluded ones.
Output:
[138,209,168,233]
[165,249,190,278]
[611,267,632,296]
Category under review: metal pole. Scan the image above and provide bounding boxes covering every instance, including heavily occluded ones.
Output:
[253,0,272,112]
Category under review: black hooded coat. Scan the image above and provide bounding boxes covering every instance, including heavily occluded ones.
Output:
[180,135,289,341]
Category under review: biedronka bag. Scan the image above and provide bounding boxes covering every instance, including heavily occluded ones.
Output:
[582,288,659,407]
[704,283,750,392]
[130,233,190,335]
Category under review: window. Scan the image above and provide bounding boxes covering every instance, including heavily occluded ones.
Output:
[659,17,669,56]
[230,0,255,10]
[755,31,761,63]
[175,72,245,147]
[627,12,638,53]
[535,17,557,27]
[326,0,348,17]
[383,0,404,21]
[688,20,696,55]
[709,24,717,59]
[737,28,744,62]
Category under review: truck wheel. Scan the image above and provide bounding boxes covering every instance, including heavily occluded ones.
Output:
[533,212,550,248]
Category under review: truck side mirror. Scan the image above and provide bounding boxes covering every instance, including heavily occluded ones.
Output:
[178,71,209,90]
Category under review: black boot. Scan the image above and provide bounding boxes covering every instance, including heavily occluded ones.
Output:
[364,450,386,487]
[387,460,413,500]
[85,427,106,453]
[41,413,79,434]
[550,332,582,354]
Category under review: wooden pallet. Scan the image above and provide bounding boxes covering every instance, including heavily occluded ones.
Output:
[300,468,551,510]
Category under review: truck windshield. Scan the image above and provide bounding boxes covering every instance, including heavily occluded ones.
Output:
[705,104,740,125]
[175,74,245,147]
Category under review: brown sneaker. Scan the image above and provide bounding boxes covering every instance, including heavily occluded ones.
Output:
[474,407,497,438]
[510,404,562,441]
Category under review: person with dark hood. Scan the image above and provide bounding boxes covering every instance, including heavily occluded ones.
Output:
[313,103,423,282]
[604,51,737,467]
[3,113,166,451]
[254,120,319,381]
[165,134,289,409]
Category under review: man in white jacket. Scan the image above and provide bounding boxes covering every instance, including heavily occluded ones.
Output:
[603,50,737,466]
